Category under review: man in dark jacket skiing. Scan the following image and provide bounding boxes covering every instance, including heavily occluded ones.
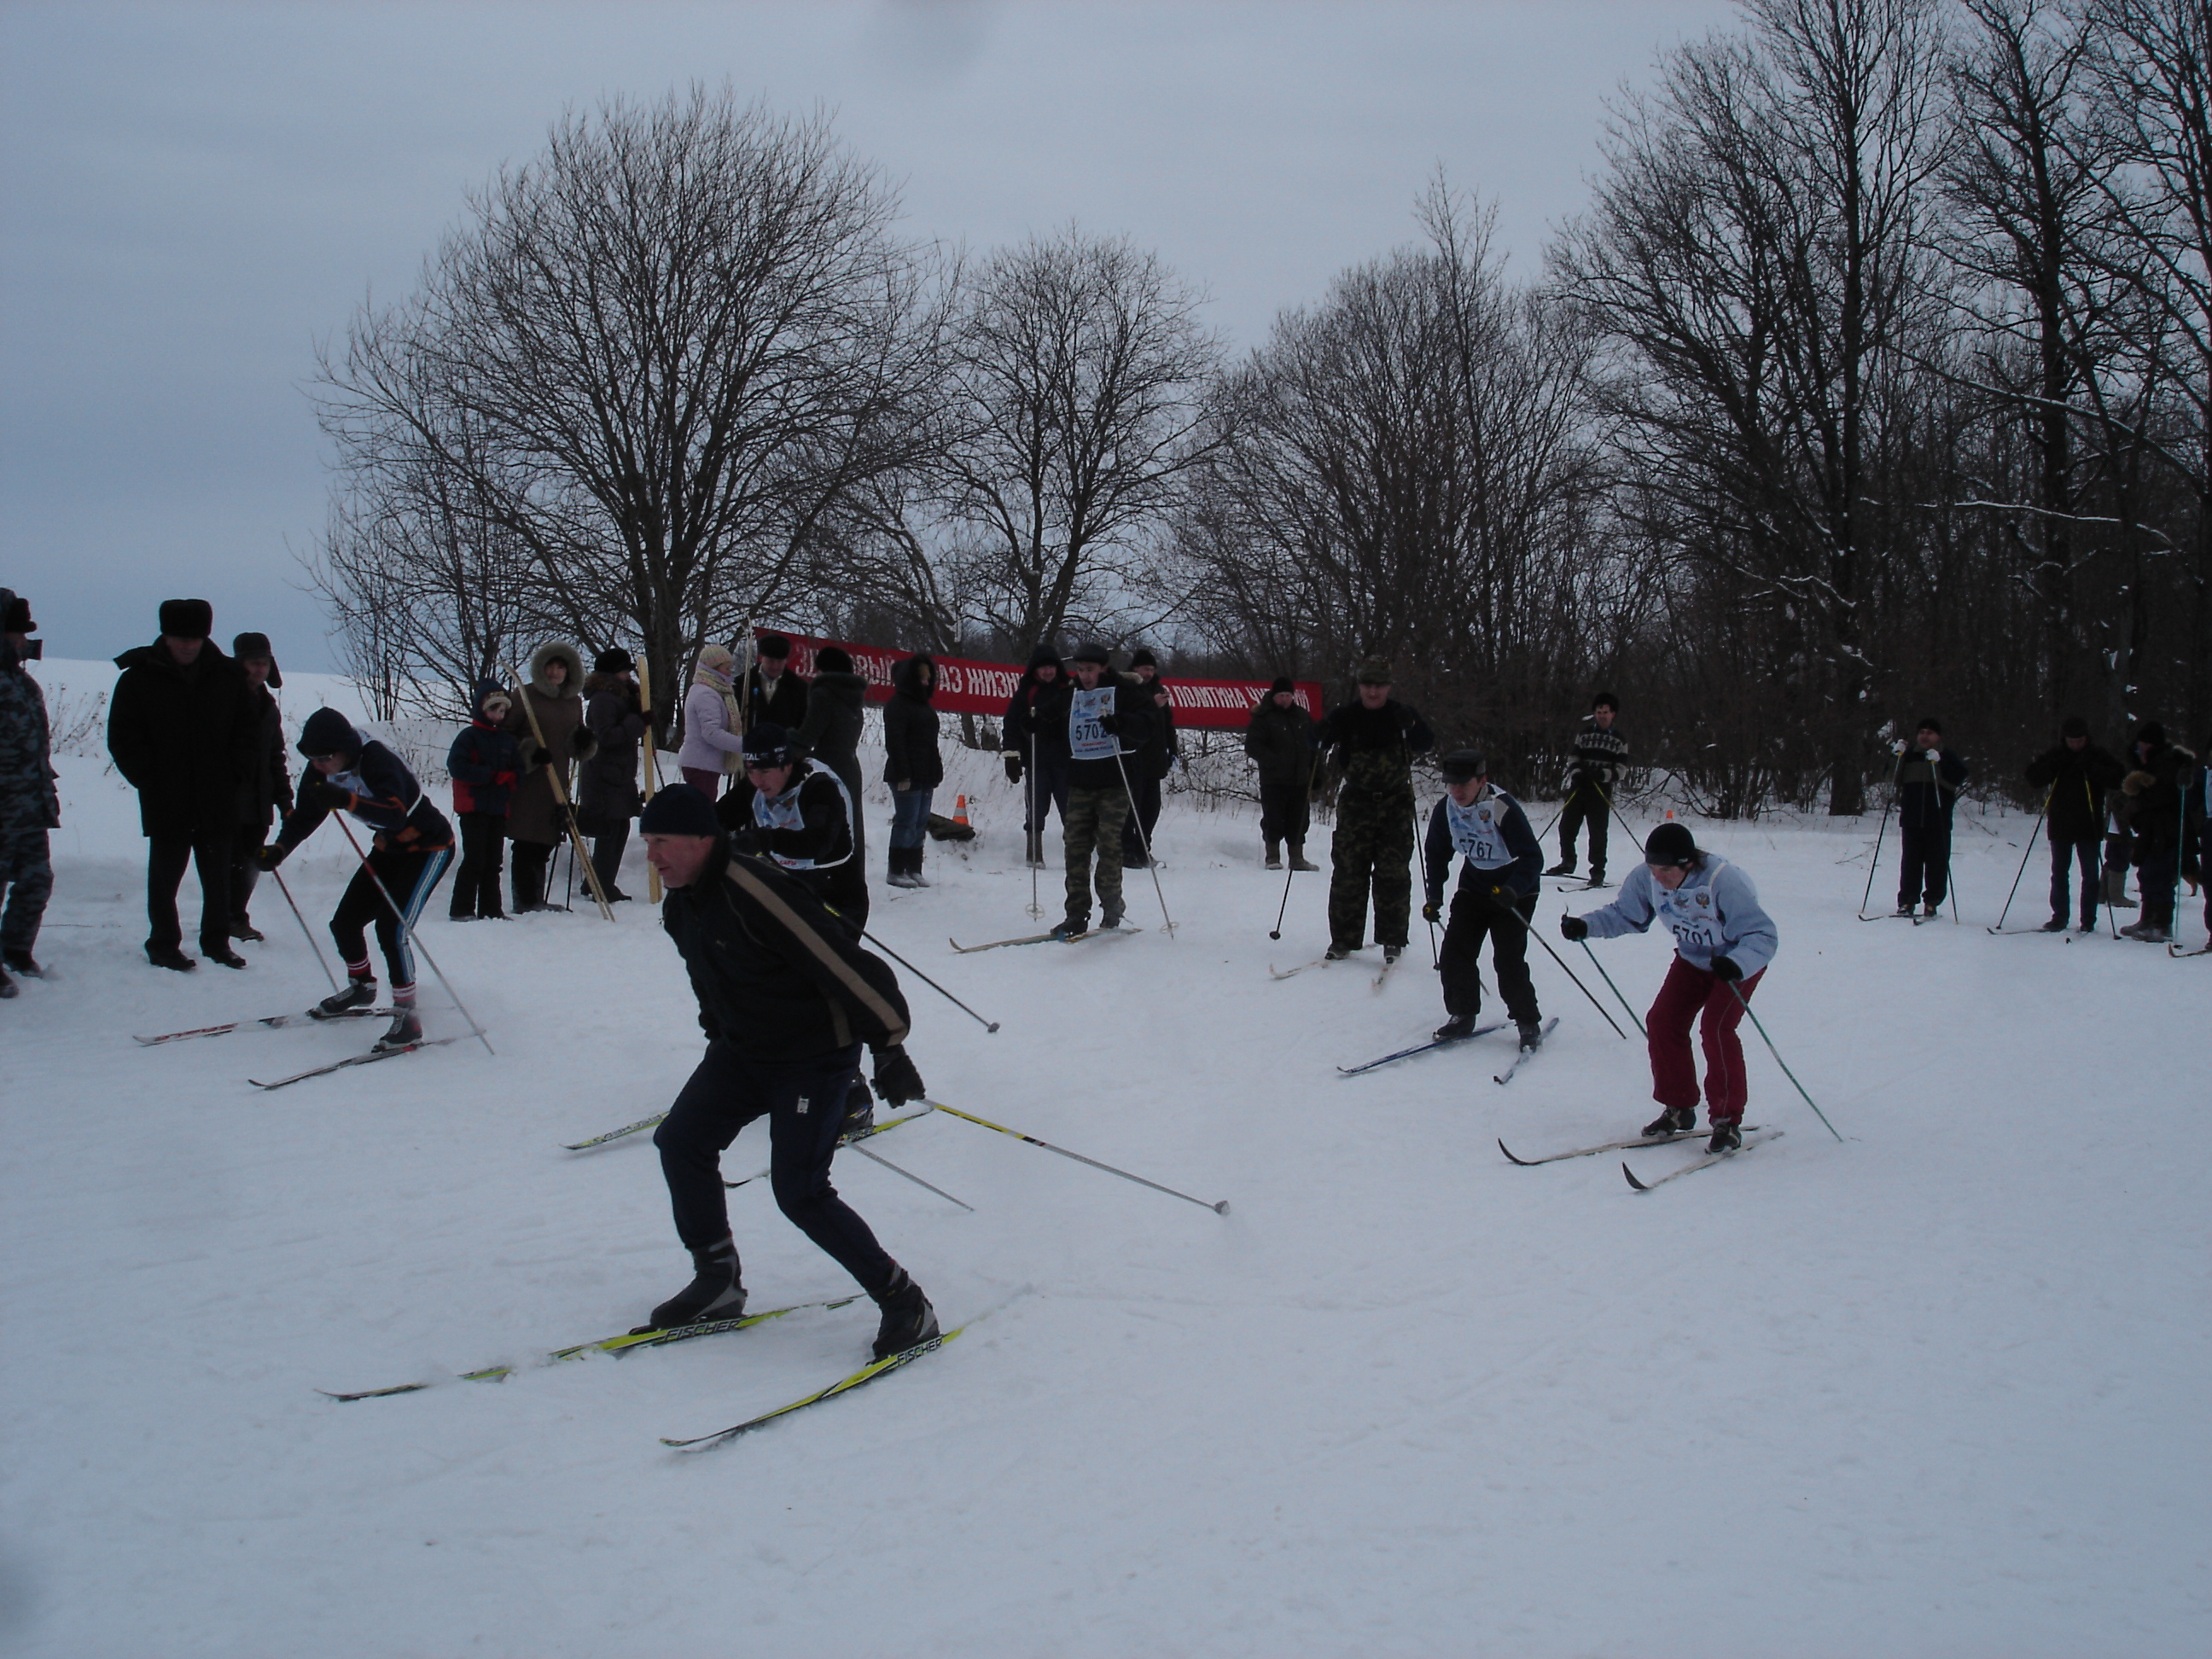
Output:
[2024,717,2127,933]
[258,708,455,1051]
[1422,750,1545,1049]
[716,722,867,931]
[1314,661,1435,961]
[226,632,292,943]
[1243,677,1317,870]
[1548,691,1628,887]
[1054,642,1155,938]
[1893,718,1969,918]
[1001,643,1070,867]
[639,783,937,1362]
[2116,722,2196,944]
[0,587,56,997]
[107,599,259,971]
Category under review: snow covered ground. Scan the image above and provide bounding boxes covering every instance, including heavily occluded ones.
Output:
[3,660,2206,1657]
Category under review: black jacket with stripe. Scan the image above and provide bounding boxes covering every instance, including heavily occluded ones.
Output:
[662,839,910,1062]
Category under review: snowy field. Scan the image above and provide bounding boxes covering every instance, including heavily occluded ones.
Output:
[3,660,2206,1658]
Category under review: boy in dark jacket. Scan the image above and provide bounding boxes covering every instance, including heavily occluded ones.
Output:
[1053,642,1155,937]
[638,783,935,1362]
[2024,716,2127,932]
[226,632,292,942]
[1002,643,1070,867]
[1423,749,1545,1047]
[1893,718,1969,917]
[260,708,455,1051]
[447,683,521,921]
[1243,677,1317,870]
[882,655,943,889]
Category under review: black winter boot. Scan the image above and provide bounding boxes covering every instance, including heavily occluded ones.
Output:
[870,1267,940,1361]
[637,1237,746,1333]
[1641,1105,1696,1138]
[1433,1013,1478,1041]
[1707,1119,1743,1154]
[373,1008,423,1053]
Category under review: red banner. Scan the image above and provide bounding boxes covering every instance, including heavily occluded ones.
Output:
[760,631,1322,731]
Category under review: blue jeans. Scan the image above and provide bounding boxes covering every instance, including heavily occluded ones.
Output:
[889,786,933,850]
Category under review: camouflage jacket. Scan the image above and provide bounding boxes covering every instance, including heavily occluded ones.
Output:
[0,649,60,830]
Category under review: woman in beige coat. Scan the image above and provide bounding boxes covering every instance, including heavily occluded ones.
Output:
[502,642,596,912]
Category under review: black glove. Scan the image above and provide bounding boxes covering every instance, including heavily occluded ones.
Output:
[298,774,343,809]
[255,841,289,871]
[1710,955,1743,982]
[1559,914,1589,941]
[529,744,553,768]
[1487,885,1524,919]
[1421,899,1441,924]
[1003,753,1023,784]
[1097,713,1121,735]
[872,1045,926,1105]
[698,1011,725,1041]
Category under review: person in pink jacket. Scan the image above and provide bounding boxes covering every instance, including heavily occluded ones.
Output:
[677,644,746,797]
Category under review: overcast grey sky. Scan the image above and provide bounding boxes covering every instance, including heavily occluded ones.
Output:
[0,0,1738,670]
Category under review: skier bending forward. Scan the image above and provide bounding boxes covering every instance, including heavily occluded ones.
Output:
[637,783,938,1362]
[1560,822,1778,1153]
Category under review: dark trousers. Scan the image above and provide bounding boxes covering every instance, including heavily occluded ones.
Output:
[1,828,53,956]
[1557,782,1610,875]
[510,838,556,911]
[1328,794,1415,951]
[1259,777,1311,851]
[1439,885,1539,1024]
[147,829,234,954]
[590,823,630,897]
[1897,818,1953,909]
[332,844,450,987]
[2134,841,2180,927]
[1024,755,1069,862]
[228,827,268,928]
[1121,770,1163,866]
[652,1040,898,1296]
[2049,834,2099,928]
[451,812,507,917]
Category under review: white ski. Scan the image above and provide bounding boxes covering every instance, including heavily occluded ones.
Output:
[1622,1129,1783,1190]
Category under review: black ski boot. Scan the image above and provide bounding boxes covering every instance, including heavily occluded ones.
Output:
[1641,1105,1696,1138]
[637,1237,746,1333]
[1383,944,1403,964]
[1516,1019,1545,1050]
[870,1267,939,1361]
[1324,943,1353,960]
[841,1074,876,1141]
[316,977,378,1018]
[372,1008,423,1053]
[1051,916,1088,940]
[1707,1119,1743,1154]
[1545,859,1575,877]
[1102,906,1126,930]
[1433,1013,1478,1041]
[0,964,15,999]
[148,945,197,972]
[2039,916,2067,932]
[3,949,44,978]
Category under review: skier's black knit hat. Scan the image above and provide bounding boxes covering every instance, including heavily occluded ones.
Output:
[2061,715,2089,739]
[1438,748,1488,783]
[1917,716,1944,736]
[742,721,798,769]
[639,783,720,838]
[297,707,362,761]
[594,647,633,674]
[1268,675,1295,696]
[816,645,853,673]
[2133,720,2166,750]
[1643,822,1701,867]
[1129,648,1158,669]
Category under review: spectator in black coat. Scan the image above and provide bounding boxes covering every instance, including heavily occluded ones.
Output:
[1243,677,1318,870]
[1119,649,1178,870]
[2024,716,2128,932]
[1001,643,1070,867]
[882,655,943,888]
[224,632,293,944]
[794,645,869,866]
[578,649,648,902]
[742,632,810,732]
[107,599,258,970]
[2117,722,2197,943]
[446,683,521,920]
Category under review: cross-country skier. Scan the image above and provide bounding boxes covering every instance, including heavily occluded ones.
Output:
[716,721,866,931]
[1560,822,1778,1153]
[2116,722,2197,943]
[2023,717,2126,933]
[1053,643,1155,938]
[1001,644,1071,868]
[1314,661,1434,961]
[0,587,55,998]
[256,708,455,1051]
[1547,691,1627,886]
[1421,749,1545,1048]
[637,783,937,1362]
[1892,719,1969,917]
[1243,677,1318,871]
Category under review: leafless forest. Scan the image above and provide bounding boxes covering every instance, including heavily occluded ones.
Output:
[311,0,2210,815]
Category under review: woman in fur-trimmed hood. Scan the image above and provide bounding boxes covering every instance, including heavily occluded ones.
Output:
[500,641,596,911]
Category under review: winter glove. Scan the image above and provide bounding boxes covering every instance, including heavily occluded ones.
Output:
[1710,955,1743,982]
[2123,770,2154,796]
[1421,899,1442,924]
[298,773,346,810]
[492,770,517,788]
[255,842,290,871]
[1487,885,1525,920]
[1096,713,1121,735]
[573,728,599,759]
[1003,753,1023,784]
[528,744,553,769]
[1559,914,1589,941]
[871,1045,926,1106]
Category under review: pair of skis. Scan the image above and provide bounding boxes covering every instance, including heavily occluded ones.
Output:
[1495,1125,1778,1189]
[949,926,1141,953]
[132,1005,392,1045]
[250,1036,458,1091]
[1334,1016,1556,1083]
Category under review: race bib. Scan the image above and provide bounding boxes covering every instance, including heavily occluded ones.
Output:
[1659,885,1720,950]
[1069,688,1117,761]
[1446,796,1510,867]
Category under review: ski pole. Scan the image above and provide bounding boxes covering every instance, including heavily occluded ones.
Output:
[1113,748,1174,936]
[331,816,495,1057]
[1578,937,1645,1037]
[1267,857,1295,940]
[1412,795,1440,968]
[1989,789,2050,931]
[927,1099,1228,1214]
[1726,981,1842,1143]
[268,864,341,995]
[1026,732,1044,920]
[1486,895,1627,1039]
[856,927,1001,1033]
[1858,753,1902,917]
[846,1142,974,1211]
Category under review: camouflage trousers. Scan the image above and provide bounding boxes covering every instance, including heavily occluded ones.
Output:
[1328,793,1416,951]
[0,828,52,956]
[1063,783,1131,925]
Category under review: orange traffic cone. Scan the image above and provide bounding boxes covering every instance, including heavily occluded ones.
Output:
[953,794,970,828]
